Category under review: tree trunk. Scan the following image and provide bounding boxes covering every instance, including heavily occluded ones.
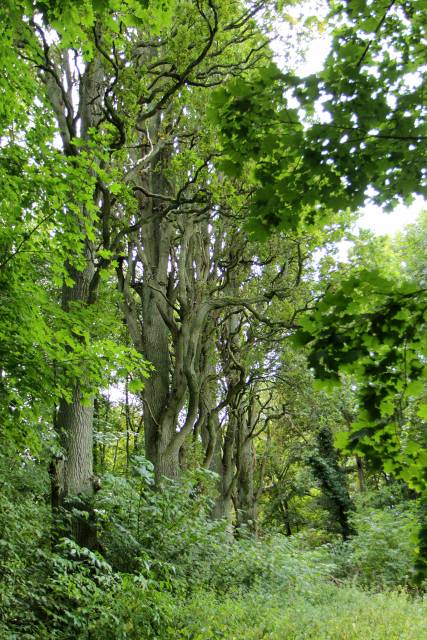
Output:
[142,277,172,473]
[58,386,94,496]
[281,500,292,537]
[356,455,366,492]
[54,263,98,546]
[210,417,235,523]
[157,438,181,482]
[236,412,257,532]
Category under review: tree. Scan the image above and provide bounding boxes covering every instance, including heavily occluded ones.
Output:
[308,425,355,540]
[295,217,426,572]
[3,0,158,541]
[114,1,282,482]
[208,1,425,236]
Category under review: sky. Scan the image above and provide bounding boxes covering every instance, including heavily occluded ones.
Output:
[357,198,423,236]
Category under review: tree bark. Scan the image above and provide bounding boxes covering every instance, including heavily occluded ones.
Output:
[236,400,258,532]
[55,261,99,546]
[210,416,235,522]
[356,455,366,492]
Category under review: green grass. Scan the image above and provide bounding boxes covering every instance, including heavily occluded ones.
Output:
[175,585,427,640]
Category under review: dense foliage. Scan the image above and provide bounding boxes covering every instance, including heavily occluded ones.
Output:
[1,451,427,638]
[0,0,426,637]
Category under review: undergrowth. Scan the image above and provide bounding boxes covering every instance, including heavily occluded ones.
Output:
[0,454,425,639]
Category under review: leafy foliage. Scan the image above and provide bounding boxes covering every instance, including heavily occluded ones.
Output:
[334,492,419,589]
[297,273,426,483]
[1,0,426,634]
[209,1,426,237]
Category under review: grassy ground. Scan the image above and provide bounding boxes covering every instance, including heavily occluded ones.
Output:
[175,585,427,639]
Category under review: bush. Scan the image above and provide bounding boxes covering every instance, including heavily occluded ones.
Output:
[0,453,178,639]
[207,533,336,595]
[95,461,230,591]
[333,494,419,589]
[1,449,425,639]
[0,453,51,637]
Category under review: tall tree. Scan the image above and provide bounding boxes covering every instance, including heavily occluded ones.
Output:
[4,0,163,540]
[115,0,275,481]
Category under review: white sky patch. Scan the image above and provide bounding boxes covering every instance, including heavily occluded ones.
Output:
[296,33,330,76]
[357,197,424,236]
[334,198,425,261]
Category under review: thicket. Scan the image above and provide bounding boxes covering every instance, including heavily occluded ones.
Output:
[1,446,426,639]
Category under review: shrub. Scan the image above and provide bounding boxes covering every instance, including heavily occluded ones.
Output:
[333,496,419,588]
[0,453,51,637]
[95,461,229,591]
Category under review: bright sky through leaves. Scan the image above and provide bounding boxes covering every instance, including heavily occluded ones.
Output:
[274,5,426,240]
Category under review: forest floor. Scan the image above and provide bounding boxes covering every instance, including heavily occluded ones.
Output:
[174,584,427,639]
[2,461,426,639]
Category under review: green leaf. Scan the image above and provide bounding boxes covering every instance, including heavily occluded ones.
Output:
[128,379,144,393]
